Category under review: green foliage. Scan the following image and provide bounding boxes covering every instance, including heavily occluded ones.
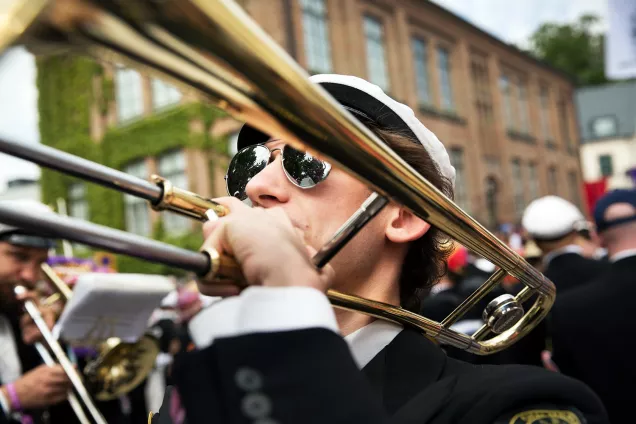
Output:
[36,55,228,275]
[528,14,607,86]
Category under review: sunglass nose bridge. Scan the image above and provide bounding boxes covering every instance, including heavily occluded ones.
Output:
[268,147,283,163]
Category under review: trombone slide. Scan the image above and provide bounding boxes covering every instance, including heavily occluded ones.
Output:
[34,342,91,424]
[15,286,107,424]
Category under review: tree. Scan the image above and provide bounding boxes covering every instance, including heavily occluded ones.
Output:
[529,14,607,86]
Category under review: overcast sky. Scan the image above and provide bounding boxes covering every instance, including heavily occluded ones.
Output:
[0,0,608,192]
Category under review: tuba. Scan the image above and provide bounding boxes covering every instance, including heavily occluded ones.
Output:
[0,0,555,357]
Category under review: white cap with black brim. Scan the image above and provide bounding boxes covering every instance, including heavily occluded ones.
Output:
[0,200,58,249]
[235,74,456,188]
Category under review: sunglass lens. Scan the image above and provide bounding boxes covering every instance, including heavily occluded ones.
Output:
[282,145,331,189]
[226,145,270,200]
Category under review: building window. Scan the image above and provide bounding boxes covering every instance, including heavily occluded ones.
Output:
[591,116,618,138]
[599,154,614,177]
[301,0,332,74]
[471,57,495,155]
[68,183,89,221]
[568,171,580,206]
[437,47,454,111]
[539,85,552,140]
[558,94,571,148]
[485,177,499,230]
[528,162,539,201]
[499,75,514,129]
[363,16,389,92]
[124,160,151,236]
[548,166,558,194]
[157,150,191,234]
[115,67,144,122]
[412,38,431,105]
[449,148,469,213]
[511,159,524,218]
[151,78,182,110]
[516,80,529,133]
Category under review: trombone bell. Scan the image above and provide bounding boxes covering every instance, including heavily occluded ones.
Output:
[85,336,160,401]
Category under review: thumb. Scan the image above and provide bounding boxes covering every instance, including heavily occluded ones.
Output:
[201,217,235,259]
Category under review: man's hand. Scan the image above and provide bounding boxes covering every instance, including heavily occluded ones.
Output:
[16,290,57,345]
[199,198,334,297]
[2,364,71,410]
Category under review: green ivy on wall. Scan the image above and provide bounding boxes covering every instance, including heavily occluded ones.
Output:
[37,55,230,274]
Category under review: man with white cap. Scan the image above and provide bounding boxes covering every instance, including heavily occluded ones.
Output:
[522,195,609,293]
[551,189,636,423]
[0,200,75,424]
[152,75,607,424]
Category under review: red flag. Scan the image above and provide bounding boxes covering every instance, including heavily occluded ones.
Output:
[584,178,608,216]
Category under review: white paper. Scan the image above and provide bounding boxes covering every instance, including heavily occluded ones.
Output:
[54,273,174,344]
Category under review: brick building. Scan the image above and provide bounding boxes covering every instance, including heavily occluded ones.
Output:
[39,0,584,256]
[234,0,584,228]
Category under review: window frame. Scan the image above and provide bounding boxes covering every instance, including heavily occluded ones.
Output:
[599,154,614,177]
[590,115,618,139]
[115,66,144,123]
[123,159,151,236]
[362,14,390,92]
[300,0,333,74]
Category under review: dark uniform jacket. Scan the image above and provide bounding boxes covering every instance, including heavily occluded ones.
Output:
[153,326,608,424]
[551,254,636,424]
[544,252,609,294]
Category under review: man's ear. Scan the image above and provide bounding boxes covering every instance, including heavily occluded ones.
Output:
[385,206,431,243]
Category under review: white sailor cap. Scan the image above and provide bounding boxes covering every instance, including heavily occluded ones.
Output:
[522,196,585,241]
[237,74,456,188]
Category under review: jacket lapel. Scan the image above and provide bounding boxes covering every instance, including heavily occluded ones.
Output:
[362,329,448,415]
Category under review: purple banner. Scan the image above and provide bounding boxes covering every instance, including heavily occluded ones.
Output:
[627,167,636,185]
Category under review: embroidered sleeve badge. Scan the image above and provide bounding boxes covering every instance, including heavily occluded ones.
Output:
[509,409,582,424]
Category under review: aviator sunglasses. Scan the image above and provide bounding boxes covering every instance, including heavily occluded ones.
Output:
[225,144,332,200]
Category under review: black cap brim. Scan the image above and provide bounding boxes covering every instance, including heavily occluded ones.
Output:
[235,82,416,152]
[0,232,56,249]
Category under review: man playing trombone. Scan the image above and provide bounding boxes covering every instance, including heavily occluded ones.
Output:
[0,200,74,424]
[154,75,608,424]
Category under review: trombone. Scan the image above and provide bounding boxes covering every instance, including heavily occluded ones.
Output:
[0,0,555,355]
[14,285,107,424]
[38,263,160,402]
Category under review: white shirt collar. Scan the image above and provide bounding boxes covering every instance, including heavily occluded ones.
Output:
[543,244,583,267]
[610,249,636,263]
[188,287,404,370]
[344,320,403,368]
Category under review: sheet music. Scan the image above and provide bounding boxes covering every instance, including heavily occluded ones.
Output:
[54,273,174,344]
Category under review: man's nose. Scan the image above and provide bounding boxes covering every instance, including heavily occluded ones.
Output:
[245,154,291,207]
[19,263,41,285]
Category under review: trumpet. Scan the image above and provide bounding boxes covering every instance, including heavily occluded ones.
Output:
[0,0,555,355]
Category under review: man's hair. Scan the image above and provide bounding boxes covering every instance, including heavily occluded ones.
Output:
[357,115,454,312]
